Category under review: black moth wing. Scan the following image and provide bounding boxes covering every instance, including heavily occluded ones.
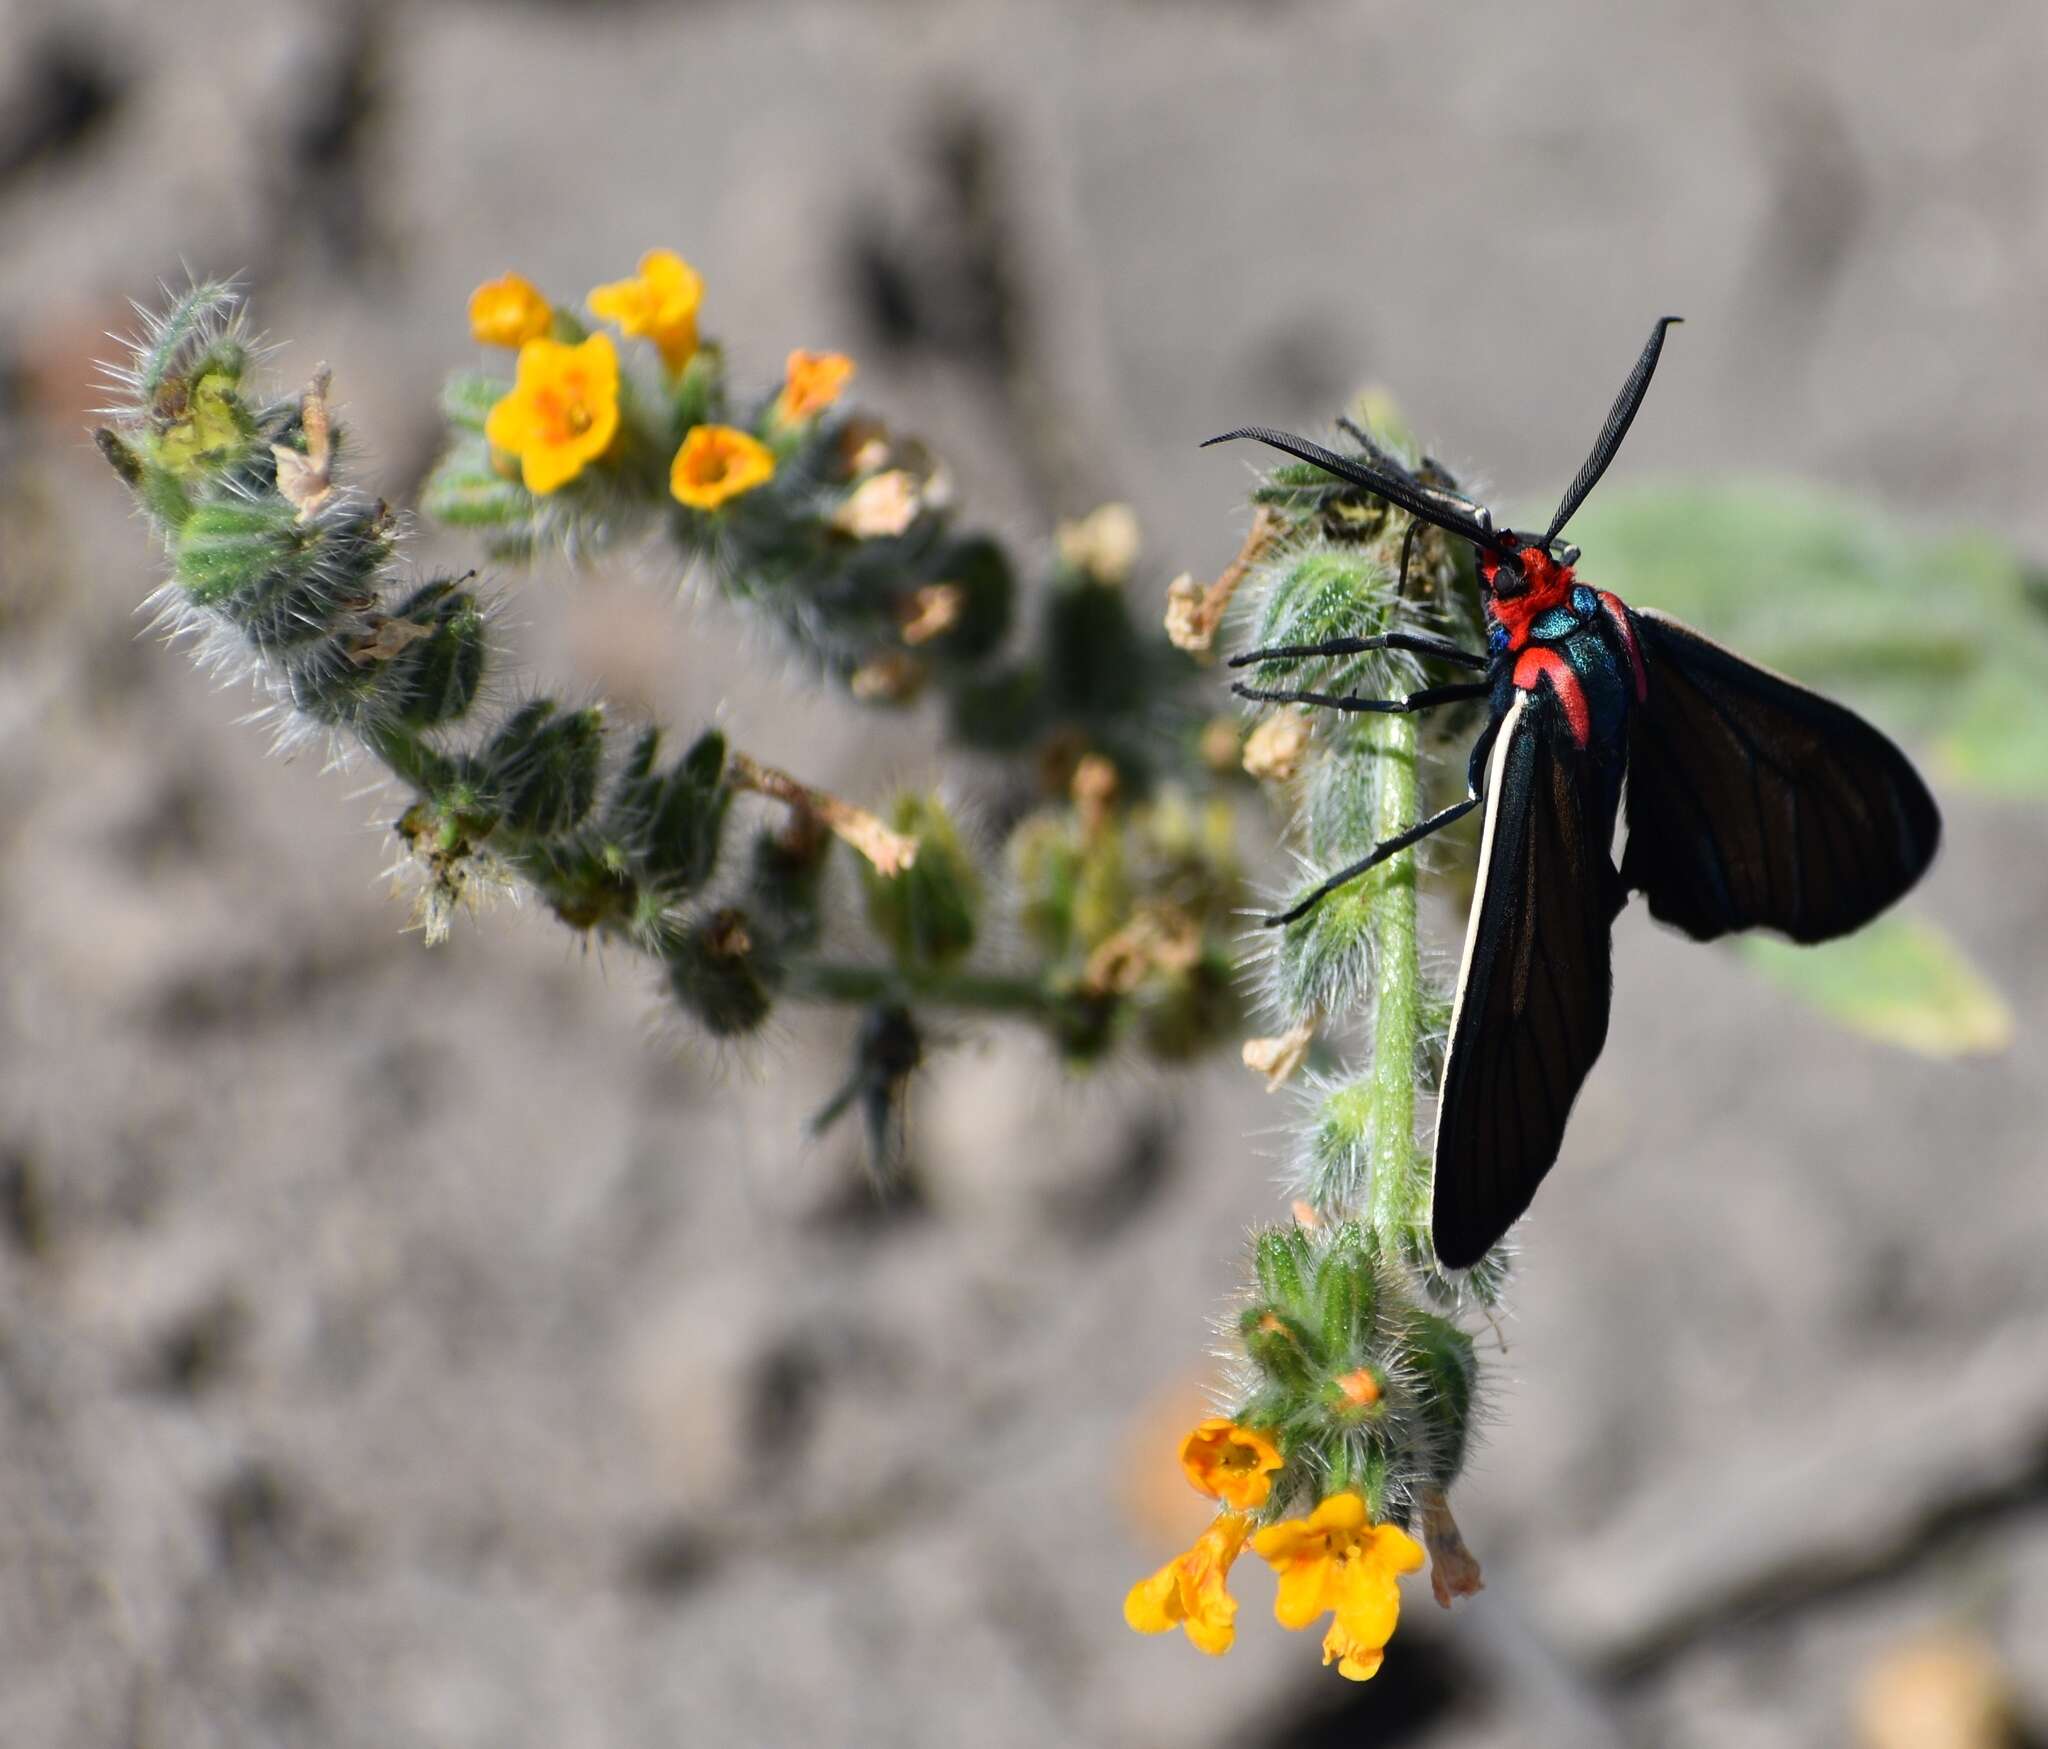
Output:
[1431,690,1620,1272]
[1619,610,1941,944]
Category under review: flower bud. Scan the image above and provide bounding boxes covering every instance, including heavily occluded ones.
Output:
[861,793,978,973]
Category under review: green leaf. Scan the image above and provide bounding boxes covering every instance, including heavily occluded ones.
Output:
[421,441,532,529]
[441,372,509,433]
[1740,915,2012,1058]
[1932,658,2048,799]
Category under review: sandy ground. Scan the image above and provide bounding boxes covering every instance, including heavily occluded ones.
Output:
[1,2,2045,1745]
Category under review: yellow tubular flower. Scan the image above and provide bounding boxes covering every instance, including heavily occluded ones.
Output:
[1123,1514,1249,1656]
[671,424,776,511]
[468,272,552,348]
[588,249,703,371]
[483,333,620,495]
[1179,1418,1284,1511]
[1322,1616,1388,1683]
[1251,1491,1423,1681]
[776,349,855,423]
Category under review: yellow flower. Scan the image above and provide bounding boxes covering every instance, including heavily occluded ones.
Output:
[468,272,552,348]
[588,249,703,371]
[776,349,855,423]
[671,424,776,511]
[1179,1419,1284,1511]
[1322,1615,1390,1683]
[1251,1492,1423,1682]
[483,333,620,495]
[1123,1514,1249,1656]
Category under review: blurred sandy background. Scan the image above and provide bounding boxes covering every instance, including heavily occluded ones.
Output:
[2,2,2046,1745]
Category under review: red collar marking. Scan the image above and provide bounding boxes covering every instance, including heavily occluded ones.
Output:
[1511,645,1591,746]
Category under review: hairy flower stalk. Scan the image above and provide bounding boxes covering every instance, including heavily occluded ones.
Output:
[97,272,1246,1155]
[1362,710,1427,1245]
[1129,416,1495,1684]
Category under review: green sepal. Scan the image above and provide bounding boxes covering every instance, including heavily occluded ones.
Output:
[410,762,498,851]
[1253,1226,1312,1312]
[1009,815,1083,957]
[172,499,391,651]
[609,727,731,893]
[1356,1440,1391,1521]
[96,426,191,530]
[378,579,489,728]
[138,461,195,531]
[481,700,605,837]
[282,639,385,729]
[1044,985,1117,1066]
[667,906,778,1036]
[946,664,1044,752]
[1240,1304,1321,1392]
[422,439,533,530]
[365,727,456,797]
[134,282,242,405]
[440,372,508,434]
[1133,946,1237,1061]
[1044,574,1149,719]
[517,838,639,932]
[922,535,1014,665]
[1405,1315,1477,1489]
[665,345,725,442]
[747,825,831,953]
[1313,1224,1375,1361]
[173,497,303,610]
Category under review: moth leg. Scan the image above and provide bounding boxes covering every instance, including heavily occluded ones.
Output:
[1232,679,1490,715]
[1229,632,1487,671]
[1263,796,1482,928]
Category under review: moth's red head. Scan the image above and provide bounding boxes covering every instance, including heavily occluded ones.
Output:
[1482,544,1576,647]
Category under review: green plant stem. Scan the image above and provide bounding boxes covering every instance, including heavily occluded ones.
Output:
[364,724,450,793]
[1365,711,1427,1240]
[785,960,1053,1016]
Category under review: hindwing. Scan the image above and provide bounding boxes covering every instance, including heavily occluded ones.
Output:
[1619,610,1940,943]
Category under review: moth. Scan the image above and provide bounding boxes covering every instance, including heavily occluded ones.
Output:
[1208,319,1941,1268]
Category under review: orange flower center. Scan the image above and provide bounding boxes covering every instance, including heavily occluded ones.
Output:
[531,383,594,441]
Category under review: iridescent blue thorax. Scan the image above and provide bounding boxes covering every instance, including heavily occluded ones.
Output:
[1485,573,1648,826]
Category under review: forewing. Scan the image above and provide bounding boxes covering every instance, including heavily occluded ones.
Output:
[1620,610,1941,944]
[1431,692,1618,1271]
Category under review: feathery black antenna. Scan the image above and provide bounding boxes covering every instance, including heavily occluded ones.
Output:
[1542,316,1682,546]
[1202,426,1519,560]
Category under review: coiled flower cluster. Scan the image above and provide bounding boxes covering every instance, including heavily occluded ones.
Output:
[95,265,1246,1156]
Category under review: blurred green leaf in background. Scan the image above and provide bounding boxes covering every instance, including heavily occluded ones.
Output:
[1567,481,2032,1056]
